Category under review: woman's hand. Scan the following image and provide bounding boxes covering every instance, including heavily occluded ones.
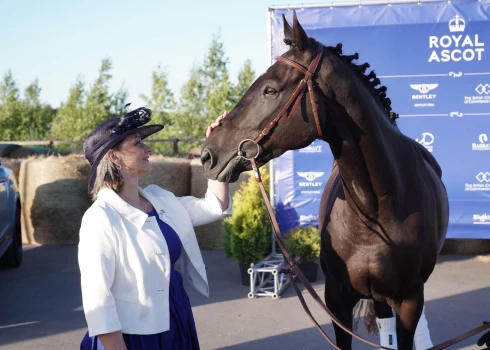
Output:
[206,111,230,209]
[206,111,227,138]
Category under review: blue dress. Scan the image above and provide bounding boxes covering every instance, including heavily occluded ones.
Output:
[80,208,200,350]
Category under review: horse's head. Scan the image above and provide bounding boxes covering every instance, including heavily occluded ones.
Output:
[202,11,396,182]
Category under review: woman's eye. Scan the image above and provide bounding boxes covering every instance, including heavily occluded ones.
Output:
[265,87,277,95]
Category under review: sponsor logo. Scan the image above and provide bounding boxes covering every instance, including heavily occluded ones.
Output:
[472,134,490,151]
[410,84,437,107]
[466,172,490,192]
[410,84,438,94]
[476,172,490,183]
[299,145,323,153]
[416,132,434,152]
[297,171,324,190]
[297,172,324,181]
[476,84,490,95]
[299,214,318,225]
[429,15,485,63]
[464,84,490,105]
[473,213,490,225]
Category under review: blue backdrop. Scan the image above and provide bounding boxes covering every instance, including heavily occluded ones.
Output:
[271,0,490,238]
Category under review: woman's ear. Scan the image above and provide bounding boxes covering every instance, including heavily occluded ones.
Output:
[107,149,119,166]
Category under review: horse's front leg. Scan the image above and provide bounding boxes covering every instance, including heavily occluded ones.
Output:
[324,275,358,350]
[392,282,424,350]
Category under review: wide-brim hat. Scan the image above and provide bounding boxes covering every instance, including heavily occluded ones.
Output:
[83,107,164,193]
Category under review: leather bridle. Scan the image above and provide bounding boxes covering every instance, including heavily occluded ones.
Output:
[236,42,490,349]
[237,42,324,161]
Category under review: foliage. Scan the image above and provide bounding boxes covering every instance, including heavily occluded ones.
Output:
[231,59,255,105]
[284,226,321,264]
[0,33,256,154]
[222,169,272,265]
[51,57,123,141]
[171,32,255,154]
[140,65,176,154]
[0,72,55,141]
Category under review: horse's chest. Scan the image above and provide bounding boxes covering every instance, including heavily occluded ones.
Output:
[321,200,419,297]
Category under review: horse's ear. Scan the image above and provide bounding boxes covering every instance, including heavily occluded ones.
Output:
[292,10,309,52]
[283,14,294,45]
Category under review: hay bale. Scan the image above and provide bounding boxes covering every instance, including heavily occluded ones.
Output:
[0,157,22,184]
[186,147,202,160]
[19,156,91,245]
[140,156,191,197]
[190,158,251,250]
[476,255,490,263]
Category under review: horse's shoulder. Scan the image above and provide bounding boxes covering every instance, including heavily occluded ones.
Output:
[405,136,443,179]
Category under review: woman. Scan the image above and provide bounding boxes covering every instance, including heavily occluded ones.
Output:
[79,107,230,350]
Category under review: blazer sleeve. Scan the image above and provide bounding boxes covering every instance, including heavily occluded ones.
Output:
[78,206,122,336]
[177,188,232,227]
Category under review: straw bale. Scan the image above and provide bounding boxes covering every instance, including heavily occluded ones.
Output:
[190,158,251,250]
[19,157,91,245]
[140,156,191,197]
[476,255,490,263]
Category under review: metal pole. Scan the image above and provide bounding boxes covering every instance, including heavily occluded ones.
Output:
[267,7,277,255]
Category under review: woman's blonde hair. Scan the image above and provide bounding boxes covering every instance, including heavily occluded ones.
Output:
[90,148,124,200]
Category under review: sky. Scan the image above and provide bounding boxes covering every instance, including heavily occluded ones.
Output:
[0,0,348,109]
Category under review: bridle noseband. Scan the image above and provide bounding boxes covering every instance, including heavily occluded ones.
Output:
[236,42,324,160]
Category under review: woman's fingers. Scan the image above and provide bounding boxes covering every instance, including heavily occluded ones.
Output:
[207,111,228,138]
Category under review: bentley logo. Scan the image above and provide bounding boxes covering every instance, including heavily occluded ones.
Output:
[410,84,439,94]
[297,172,324,181]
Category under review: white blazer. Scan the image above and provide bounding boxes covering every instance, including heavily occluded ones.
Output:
[78,185,232,337]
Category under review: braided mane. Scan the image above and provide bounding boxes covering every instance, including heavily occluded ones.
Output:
[326,42,399,123]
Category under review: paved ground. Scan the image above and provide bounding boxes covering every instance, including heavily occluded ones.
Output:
[0,245,488,349]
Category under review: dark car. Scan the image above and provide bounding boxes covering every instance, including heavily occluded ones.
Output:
[0,159,22,268]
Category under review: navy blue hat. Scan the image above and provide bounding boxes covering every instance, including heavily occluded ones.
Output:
[83,107,163,193]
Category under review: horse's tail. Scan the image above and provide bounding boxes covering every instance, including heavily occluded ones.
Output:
[353,299,379,335]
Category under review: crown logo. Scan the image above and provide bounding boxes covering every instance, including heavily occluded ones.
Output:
[449,15,465,32]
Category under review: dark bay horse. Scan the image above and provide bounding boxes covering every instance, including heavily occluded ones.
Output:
[201,12,449,350]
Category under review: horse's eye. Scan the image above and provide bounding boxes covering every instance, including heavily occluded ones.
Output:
[265,87,277,95]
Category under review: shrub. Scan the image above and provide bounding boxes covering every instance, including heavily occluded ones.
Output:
[221,168,272,265]
[284,226,321,264]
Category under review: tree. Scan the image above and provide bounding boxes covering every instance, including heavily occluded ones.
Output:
[50,78,86,141]
[171,33,233,154]
[84,57,114,130]
[140,65,175,126]
[51,58,117,141]
[201,32,233,123]
[0,71,21,140]
[0,72,54,141]
[140,65,176,153]
[112,84,130,117]
[18,79,55,140]
[232,59,255,105]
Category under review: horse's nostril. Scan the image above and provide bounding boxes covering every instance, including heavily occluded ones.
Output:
[200,148,212,167]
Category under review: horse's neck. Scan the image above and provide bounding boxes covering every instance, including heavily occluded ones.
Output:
[322,78,404,217]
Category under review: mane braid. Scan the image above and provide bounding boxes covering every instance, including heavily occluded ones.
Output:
[322,41,398,123]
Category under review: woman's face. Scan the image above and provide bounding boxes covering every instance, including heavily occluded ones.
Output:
[112,133,152,177]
